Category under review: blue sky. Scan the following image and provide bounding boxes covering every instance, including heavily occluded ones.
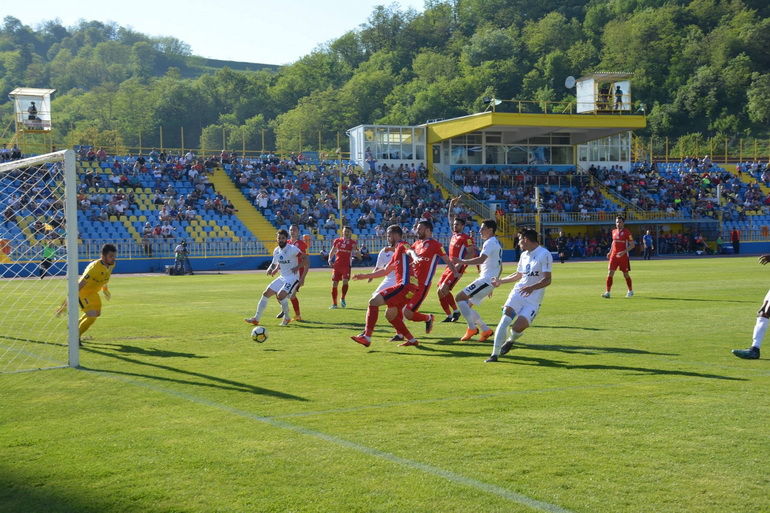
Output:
[15,0,426,65]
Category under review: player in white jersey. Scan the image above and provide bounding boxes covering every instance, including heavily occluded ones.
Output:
[486,228,552,363]
[372,244,396,294]
[245,229,309,327]
[451,219,503,342]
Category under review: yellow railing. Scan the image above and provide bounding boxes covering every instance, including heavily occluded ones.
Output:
[484,98,638,116]
[430,165,492,220]
[504,210,696,228]
[632,133,770,164]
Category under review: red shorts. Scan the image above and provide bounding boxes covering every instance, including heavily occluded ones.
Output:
[332,267,351,282]
[380,283,417,308]
[405,285,429,312]
[437,267,463,291]
[608,255,631,272]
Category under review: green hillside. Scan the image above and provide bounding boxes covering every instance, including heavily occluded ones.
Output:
[1,1,769,155]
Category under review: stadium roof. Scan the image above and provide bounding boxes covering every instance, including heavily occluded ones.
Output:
[578,72,634,82]
[8,88,56,97]
[423,110,646,145]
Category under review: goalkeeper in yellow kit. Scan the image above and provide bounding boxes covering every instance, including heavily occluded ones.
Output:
[77,243,117,343]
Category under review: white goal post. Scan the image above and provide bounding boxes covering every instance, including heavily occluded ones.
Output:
[0,149,79,372]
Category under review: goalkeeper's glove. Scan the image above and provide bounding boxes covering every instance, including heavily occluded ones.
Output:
[102,285,111,301]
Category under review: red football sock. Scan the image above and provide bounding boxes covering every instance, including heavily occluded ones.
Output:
[410,311,430,322]
[365,305,378,337]
[291,297,300,316]
[625,276,633,290]
[606,276,613,292]
[447,294,458,312]
[341,283,349,299]
[331,287,338,305]
[439,295,452,315]
[390,311,414,340]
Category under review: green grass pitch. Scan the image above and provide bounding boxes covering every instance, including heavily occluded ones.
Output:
[1,256,769,512]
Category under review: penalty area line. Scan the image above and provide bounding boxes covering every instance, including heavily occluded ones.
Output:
[80,366,574,513]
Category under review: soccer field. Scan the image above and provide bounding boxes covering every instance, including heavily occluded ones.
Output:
[1,257,768,512]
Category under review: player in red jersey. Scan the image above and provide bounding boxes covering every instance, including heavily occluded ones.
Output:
[388,219,458,345]
[603,215,635,299]
[351,225,420,347]
[328,226,360,308]
[437,197,477,323]
[276,224,310,320]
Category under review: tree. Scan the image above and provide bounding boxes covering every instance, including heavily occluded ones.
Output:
[747,73,770,125]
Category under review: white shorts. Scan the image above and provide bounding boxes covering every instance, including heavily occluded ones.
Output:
[267,276,299,296]
[374,278,397,296]
[461,277,495,307]
[502,291,541,326]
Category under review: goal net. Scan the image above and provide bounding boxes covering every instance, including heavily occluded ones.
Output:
[0,149,79,373]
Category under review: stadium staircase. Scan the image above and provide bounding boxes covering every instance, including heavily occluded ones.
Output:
[120,219,142,243]
[726,163,770,195]
[208,167,277,243]
[14,216,39,247]
[589,174,646,218]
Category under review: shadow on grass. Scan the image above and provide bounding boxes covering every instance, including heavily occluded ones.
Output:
[645,296,753,303]
[386,341,744,381]
[0,468,111,513]
[81,345,308,401]
[538,325,606,331]
[285,320,364,329]
[89,342,207,359]
[500,353,746,381]
[517,342,677,356]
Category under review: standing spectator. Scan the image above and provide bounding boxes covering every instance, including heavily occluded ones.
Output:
[602,216,635,299]
[485,228,553,363]
[731,227,741,254]
[556,231,568,264]
[39,239,57,279]
[643,230,654,260]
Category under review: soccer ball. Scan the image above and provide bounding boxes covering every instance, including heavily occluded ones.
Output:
[251,325,268,343]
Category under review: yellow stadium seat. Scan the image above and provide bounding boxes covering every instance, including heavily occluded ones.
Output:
[139,215,146,222]
[128,215,137,222]
[109,216,118,222]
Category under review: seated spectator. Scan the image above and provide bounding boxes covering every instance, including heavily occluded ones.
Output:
[3,205,14,227]
[142,222,153,239]
[161,221,176,239]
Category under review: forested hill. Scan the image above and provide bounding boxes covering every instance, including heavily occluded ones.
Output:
[1,1,769,154]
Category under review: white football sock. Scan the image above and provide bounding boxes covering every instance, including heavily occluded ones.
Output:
[280,297,290,318]
[492,314,514,356]
[457,300,475,329]
[255,295,269,321]
[752,317,768,349]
